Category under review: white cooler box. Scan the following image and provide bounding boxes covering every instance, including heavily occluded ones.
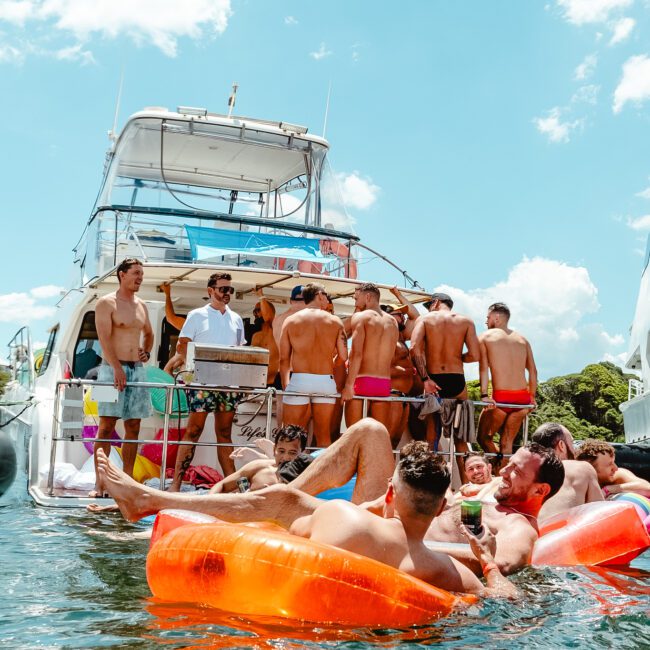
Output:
[189,343,269,388]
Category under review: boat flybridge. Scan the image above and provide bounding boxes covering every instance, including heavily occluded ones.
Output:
[0,106,431,507]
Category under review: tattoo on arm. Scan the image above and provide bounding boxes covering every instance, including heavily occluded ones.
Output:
[414,352,428,380]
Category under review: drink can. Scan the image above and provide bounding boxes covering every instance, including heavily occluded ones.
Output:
[236,477,250,493]
[460,499,483,535]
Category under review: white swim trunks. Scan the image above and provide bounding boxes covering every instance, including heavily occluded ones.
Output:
[283,373,337,405]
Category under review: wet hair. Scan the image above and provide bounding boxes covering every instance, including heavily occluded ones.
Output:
[302,282,326,304]
[488,302,511,320]
[116,258,142,284]
[531,423,567,450]
[575,439,615,463]
[527,442,565,501]
[358,282,380,300]
[273,424,308,451]
[207,272,232,288]
[397,441,450,515]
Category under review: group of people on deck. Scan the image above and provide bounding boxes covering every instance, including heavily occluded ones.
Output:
[89,257,650,600]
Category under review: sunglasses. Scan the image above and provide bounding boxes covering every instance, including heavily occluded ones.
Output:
[212,286,235,295]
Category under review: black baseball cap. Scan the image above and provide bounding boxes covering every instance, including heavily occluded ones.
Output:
[290,285,304,301]
[423,292,453,310]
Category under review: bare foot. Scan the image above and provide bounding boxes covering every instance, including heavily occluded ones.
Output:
[86,503,119,514]
[96,449,160,522]
[88,489,108,499]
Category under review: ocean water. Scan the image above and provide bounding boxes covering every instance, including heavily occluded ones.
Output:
[0,481,649,649]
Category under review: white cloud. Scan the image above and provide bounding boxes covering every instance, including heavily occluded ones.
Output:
[613,54,650,113]
[636,181,650,199]
[0,291,56,322]
[30,284,63,299]
[0,42,23,63]
[284,15,297,26]
[557,0,632,25]
[309,42,332,60]
[336,171,380,210]
[435,257,624,379]
[533,107,583,143]
[609,16,635,44]
[626,214,650,230]
[55,42,94,65]
[0,0,232,58]
[571,84,600,104]
[574,53,597,80]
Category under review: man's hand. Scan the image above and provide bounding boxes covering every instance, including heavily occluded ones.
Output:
[255,287,264,298]
[230,447,266,463]
[159,283,171,296]
[481,395,497,410]
[389,285,403,299]
[137,347,150,363]
[111,364,127,391]
[255,437,275,459]
[528,396,537,412]
[460,523,497,568]
[423,378,440,395]
[460,483,481,497]
[341,384,355,403]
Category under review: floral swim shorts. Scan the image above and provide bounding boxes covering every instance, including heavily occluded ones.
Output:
[186,389,243,413]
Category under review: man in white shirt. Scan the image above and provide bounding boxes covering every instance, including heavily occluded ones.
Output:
[170,272,245,490]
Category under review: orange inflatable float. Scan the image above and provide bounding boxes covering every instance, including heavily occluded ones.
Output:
[147,509,470,627]
[532,501,650,567]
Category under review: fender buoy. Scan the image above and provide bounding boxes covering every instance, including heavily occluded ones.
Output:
[0,430,17,498]
[147,510,469,627]
[532,501,650,567]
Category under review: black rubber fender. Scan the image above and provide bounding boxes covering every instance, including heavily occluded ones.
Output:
[0,429,17,497]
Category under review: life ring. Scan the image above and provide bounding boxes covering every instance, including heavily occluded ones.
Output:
[147,509,468,627]
[295,239,358,279]
[532,501,650,567]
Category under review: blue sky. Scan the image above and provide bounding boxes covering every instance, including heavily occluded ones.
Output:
[1,0,649,380]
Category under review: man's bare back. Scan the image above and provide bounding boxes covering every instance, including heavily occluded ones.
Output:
[351,310,398,379]
[538,460,603,523]
[480,328,532,391]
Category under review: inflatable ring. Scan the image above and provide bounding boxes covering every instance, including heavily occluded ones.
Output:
[147,510,471,627]
[532,501,650,567]
[610,492,650,520]
[147,366,188,415]
[82,425,122,455]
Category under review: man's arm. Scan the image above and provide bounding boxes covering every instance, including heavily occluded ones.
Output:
[160,284,186,331]
[256,289,276,323]
[478,337,496,407]
[342,315,364,402]
[138,303,154,363]
[410,319,440,395]
[209,459,271,494]
[279,321,293,389]
[606,468,650,497]
[389,286,420,321]
[525,340,538,403]
[335,323,349,365]
[95,298,126,390]
[462,321,480,364]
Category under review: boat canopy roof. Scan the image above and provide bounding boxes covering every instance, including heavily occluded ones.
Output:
[87,263,431,314]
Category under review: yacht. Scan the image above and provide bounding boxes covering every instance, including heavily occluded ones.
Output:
[0,105,430,506]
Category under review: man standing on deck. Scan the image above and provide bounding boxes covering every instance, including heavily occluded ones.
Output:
[280,282,348,447]
[342,283,399,429]
[170,272,246,489]
[92,257,153,497]
[477,303,537,465]
[531,423,603,522]
[250,288,278,387]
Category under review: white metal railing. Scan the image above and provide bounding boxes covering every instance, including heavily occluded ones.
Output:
[48,378,533,496]
[628,378,645,400]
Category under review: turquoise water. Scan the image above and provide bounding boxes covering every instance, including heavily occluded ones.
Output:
[1,480,649,649]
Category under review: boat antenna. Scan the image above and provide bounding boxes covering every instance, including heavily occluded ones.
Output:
[108,68,124,144]
[322,81,332,138]
[227,82,238,117]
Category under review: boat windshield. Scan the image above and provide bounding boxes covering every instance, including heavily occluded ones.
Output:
[98,116,355,235]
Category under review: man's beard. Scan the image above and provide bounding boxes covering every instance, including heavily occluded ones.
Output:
[398,322,406,332]
[254,317,264,327]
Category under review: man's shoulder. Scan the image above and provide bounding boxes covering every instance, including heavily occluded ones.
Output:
[186,304,209,318]
[563,459,596,477]
[96,292,117,308]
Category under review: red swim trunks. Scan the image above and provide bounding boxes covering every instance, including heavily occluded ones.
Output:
[492,389,533,414]
[353,376,391,397]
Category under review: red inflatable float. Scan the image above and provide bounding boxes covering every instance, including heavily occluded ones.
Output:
[532,501,650,567]
[147,510,472,627]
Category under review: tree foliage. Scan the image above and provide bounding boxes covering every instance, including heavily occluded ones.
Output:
[0,369,9,397]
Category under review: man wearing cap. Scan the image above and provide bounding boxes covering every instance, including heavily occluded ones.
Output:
[280,282,348,446]
[342,283,399,428]
[170,272,246,489]
[410,292,479,400]
[477,303,537,464]
[272,285,307,348]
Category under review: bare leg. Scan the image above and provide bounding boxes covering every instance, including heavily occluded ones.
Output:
[282,402,310,429]
[454,439,469,484]
[477,408,507,455]
[425,414,439,451]
[330,398,344,443]
[215,410,237,476]
[96,449,320,526]
[311,402,334,447]
[343,398,363,427]
[499,409,528,459]
[121,419,141,479]
[170,411,208,492]
[91,416,118,496]
[290,418,395,504]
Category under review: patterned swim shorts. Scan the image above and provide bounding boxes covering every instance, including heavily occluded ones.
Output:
[97,363,152,420]
[187,389,243,413]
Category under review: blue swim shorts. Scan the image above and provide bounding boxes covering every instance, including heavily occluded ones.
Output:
[97,363,152,420]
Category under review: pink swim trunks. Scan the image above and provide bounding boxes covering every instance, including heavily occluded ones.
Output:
[353,376,391,397]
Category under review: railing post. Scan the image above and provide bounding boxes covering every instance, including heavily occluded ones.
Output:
[522,414,529,446]
[159,384,174,488]
[362,398,368,418]
[265,389,274,439]
[47,382,62,496]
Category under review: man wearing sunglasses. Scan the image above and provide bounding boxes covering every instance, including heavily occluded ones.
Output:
[170,272,246,490]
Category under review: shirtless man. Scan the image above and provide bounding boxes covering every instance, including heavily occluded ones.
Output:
[280,283,348,446]
[576,439,650,498]
[530,423,603,522]
[171,272,246,487]
[454,453,502,503]
[250,289,278,387]
[272,285,306,349]
[342,283,399,428]
[210,425,307,493]
[96,428,517,598]
[388,285,421,339]
[92,257,153,497]
[478,303,537,463]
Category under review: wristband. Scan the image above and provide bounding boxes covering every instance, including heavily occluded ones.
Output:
[144,351,151,360]
[481,561,498,575]
[481,393,488,398]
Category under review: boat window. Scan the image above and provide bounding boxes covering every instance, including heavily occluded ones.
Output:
[37,325,59,376]
[72,312,103,379]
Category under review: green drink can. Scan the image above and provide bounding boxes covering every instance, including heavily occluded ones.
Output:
[460,500,483,535]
